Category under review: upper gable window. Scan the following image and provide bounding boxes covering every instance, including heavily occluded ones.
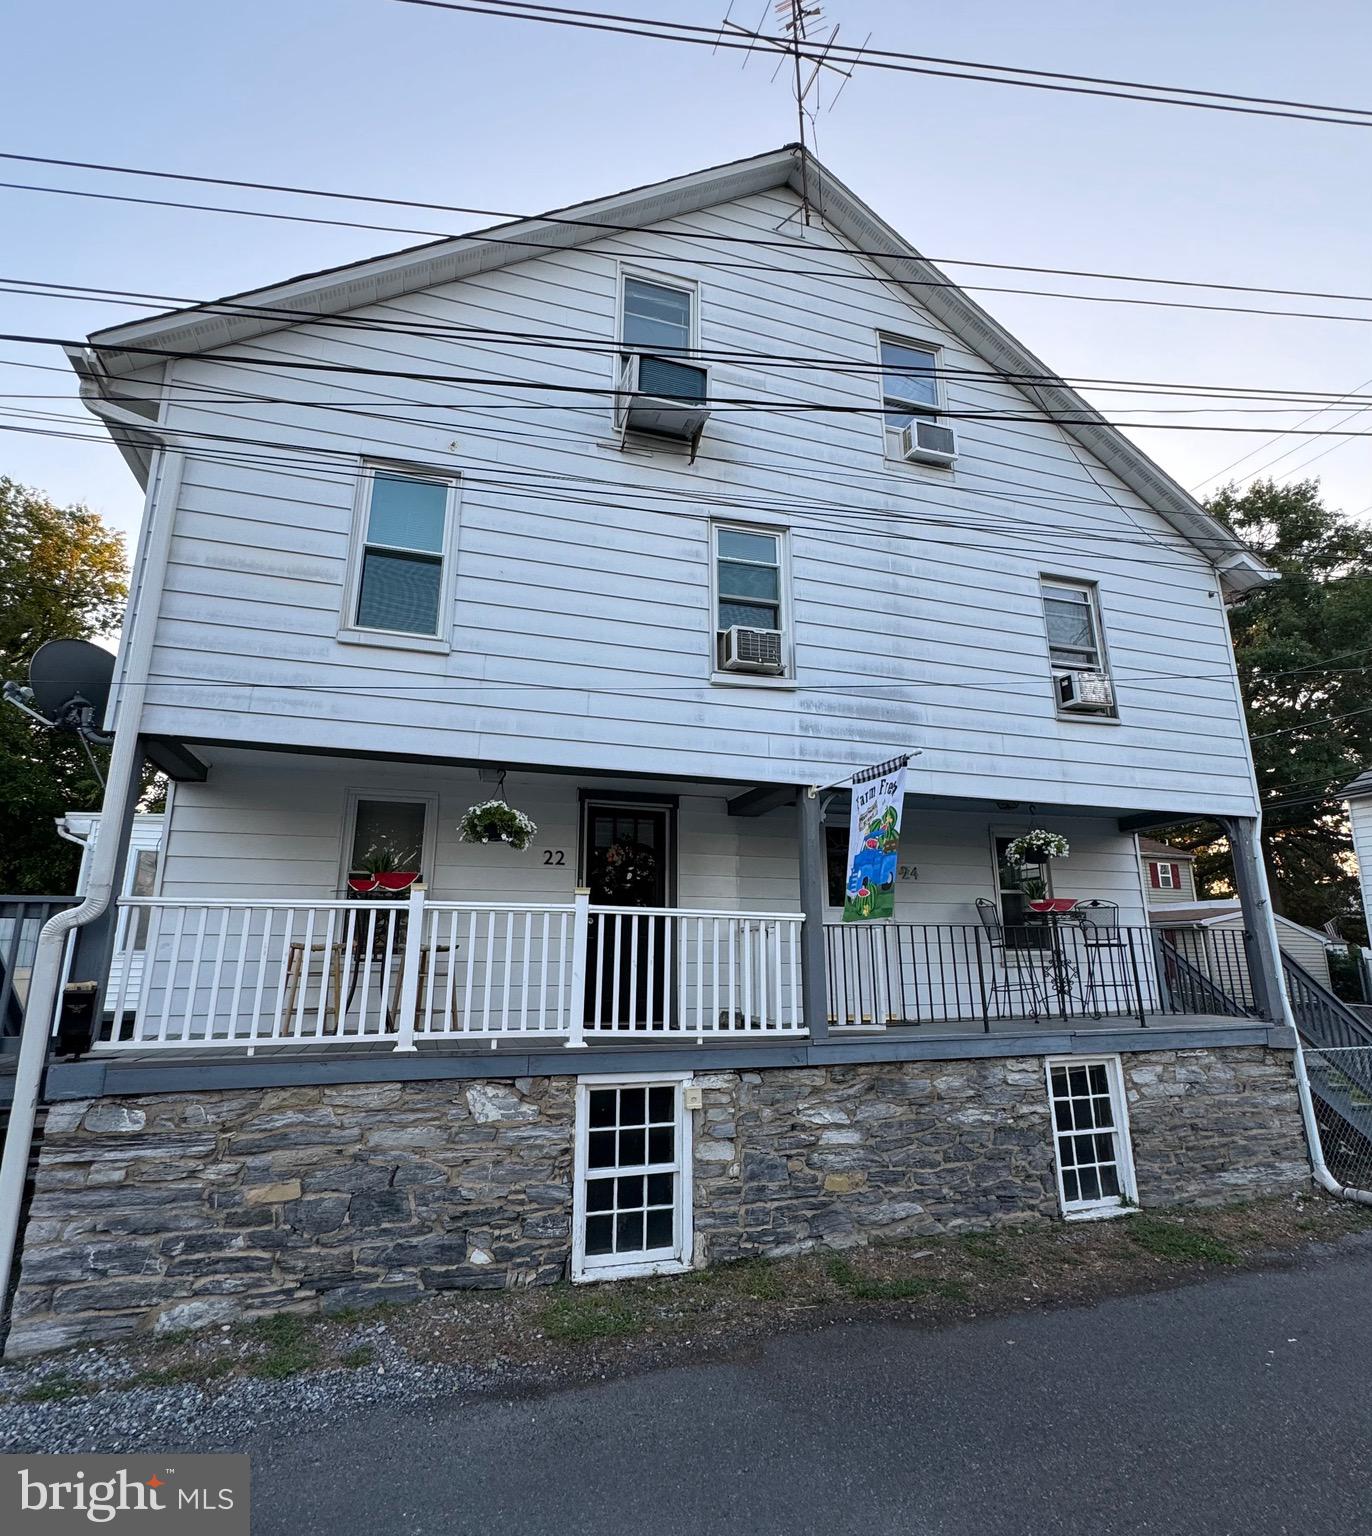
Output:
[622,277,692,355]
[349,469,456,639]
[879,339,954,466]
[1041,577,1118,719]
[880,339,939,425]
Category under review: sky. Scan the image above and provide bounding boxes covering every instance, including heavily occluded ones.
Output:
[2,0,1370,549]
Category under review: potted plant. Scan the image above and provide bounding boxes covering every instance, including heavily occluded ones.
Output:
[457,799,537,852]
[347,844,421,895]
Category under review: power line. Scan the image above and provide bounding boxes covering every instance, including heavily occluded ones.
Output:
[11,328,1372,437]
[7,178,1372,329]
[4,149,1372,311]
[390,0,1372,129]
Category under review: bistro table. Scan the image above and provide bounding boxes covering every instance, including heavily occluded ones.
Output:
[1025,898,1085,1014]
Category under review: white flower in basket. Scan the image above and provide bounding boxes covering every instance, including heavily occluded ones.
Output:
[457,799,538,852]
[1004,830,1070,866]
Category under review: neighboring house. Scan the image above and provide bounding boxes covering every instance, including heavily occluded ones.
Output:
[6,147,1314,1355]
[1149,898,1335,996]
[1138,838,1198,905]
[60,811,165,1016]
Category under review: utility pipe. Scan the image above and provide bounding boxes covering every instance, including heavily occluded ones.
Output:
[0,438,183,1333]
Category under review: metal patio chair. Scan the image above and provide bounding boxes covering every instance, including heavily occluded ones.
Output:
[1073,899,1128,1017]
[975,897,1048,1021]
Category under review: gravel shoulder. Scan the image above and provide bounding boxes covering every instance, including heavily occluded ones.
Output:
[3,1190,1371,1454]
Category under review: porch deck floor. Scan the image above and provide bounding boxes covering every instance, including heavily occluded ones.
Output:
[39,1010,1255,1067]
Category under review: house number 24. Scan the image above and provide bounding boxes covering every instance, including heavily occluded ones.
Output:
[542,850,567,866]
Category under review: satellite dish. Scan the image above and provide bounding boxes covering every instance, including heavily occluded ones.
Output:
[27,639,116,737]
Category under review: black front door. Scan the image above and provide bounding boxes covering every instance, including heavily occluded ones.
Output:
[583,804,672,1027]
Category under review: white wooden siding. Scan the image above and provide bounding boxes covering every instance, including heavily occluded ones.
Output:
[156,751,1147,928]
[1350,797,1372,933]
[135,186,1255,814]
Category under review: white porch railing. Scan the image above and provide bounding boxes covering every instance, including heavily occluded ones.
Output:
[100,889,806,1051]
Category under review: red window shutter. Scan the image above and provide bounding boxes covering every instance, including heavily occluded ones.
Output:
[1148,863,1160,888]
[1171,863,1182,889]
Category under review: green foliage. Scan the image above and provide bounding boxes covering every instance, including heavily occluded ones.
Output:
[537,1289,645,1342]
[1170,480,1372,940]
[246,1313,321,1378]
[0,476,129,893]
[1125,1216,1237,1265]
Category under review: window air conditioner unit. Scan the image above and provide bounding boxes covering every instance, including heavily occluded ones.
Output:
[1056,671,1115,712]
[720,625,784,675]
[615,352,711,447]
[899,417,958,466]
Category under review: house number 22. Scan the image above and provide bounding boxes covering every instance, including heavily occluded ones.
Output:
[542,850,566,866]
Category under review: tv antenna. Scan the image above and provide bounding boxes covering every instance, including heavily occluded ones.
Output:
[3,638,117,786]
[717,1,871,225]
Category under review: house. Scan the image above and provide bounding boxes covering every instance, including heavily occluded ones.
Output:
[1347,770,1372,936]
[1138,838,1198,904]
[3,147,1312,1355]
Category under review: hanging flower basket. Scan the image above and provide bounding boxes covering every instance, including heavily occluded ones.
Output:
[1005,830,1070,865]
[458,799,537,852]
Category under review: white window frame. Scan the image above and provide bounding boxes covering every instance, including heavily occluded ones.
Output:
[572,1072,694,1282]
[877,333,945,461]
[615,266,700,358]
[1155,861,1175,889]
[339,462,461,653]
[338,788,440,894]
[1040,575,1118,719]
[1044,1055,1138,1221]
[708,520,795,685]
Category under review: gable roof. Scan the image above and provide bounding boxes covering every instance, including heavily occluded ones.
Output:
[1138,837,1195,860]
[69,145,1272,594]
[1344,770,1372,800]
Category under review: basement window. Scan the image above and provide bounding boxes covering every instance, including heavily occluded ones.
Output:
[573,1077,693,1280]
[1045,1057,1138,1219]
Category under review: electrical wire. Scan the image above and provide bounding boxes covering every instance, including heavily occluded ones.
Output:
[390,0,1372,129]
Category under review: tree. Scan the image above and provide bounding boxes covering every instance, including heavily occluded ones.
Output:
[0,477,128,893]
[1171,479,1372,941]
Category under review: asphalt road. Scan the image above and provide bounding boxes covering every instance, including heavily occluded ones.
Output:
[251,1248,1372,1536]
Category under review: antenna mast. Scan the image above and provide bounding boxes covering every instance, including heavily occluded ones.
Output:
[719,2,871,228]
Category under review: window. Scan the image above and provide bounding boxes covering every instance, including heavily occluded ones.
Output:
[622,276,692,355]
[351,469,455,637]
[1046,1058,1137,1218]
[346,796,429,882]
[880,337,943,455]
[1041,579,1106,672]
[573,1078,693,1280]
[995,834,1050,946]
[1040,578,1116,717]
[1155,861,1175,889]
[826,824,849,907]
[713,524,789,675]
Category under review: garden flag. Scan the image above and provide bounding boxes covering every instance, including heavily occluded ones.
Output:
[841,756,909,922]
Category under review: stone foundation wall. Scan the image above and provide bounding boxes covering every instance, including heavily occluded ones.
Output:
[690,1049,1310,1261]
[5,1047,1308,1356]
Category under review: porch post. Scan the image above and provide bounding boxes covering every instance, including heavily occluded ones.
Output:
[392,882,426,1053]
[64,740,146,1023]
[797,790,829,1041]
[564,887,590,1048]
[1220,815,1282,1022]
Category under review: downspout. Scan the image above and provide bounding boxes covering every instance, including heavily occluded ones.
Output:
[0,418,184,1324]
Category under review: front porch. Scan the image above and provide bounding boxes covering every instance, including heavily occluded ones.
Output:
[58,744,1273,1061]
